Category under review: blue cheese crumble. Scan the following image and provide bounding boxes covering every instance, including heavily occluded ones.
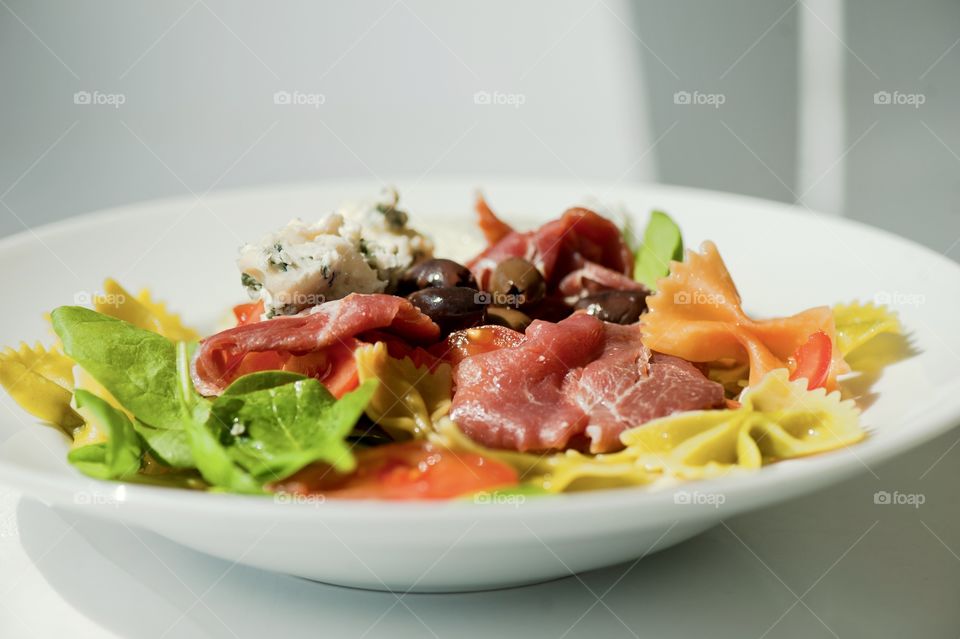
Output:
[238,191,433,318]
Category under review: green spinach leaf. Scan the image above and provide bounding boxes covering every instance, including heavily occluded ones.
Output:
[210,378,377,483]
[175,342,264,494]
[134,421,194,468]
[67,390,143,479]
[632,210,684,290]
[52,307,181,430]
[222,371,308,396]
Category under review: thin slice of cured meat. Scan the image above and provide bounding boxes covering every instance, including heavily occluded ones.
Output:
[475,194,514,245]
[449,313,724,453]
[468,207,633,291]
[192,293,439,396]
[557,261,648,300]
[641,241,849,389]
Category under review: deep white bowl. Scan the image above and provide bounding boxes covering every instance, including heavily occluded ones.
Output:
[1,179,958,592]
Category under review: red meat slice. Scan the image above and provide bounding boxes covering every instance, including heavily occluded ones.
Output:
[475,194,514,245]
[468,207,634,291]
[192,293,439,396]
[449,313,724,453]
[557,261,649,300]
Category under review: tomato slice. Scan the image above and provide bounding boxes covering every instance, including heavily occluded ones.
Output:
[789,331,832,390]
[436,325,526,365]
[282,340,360,398]
[231,350,288,379]
[223,326,360,398]
[233,300,264,326]
[273,440,518,500]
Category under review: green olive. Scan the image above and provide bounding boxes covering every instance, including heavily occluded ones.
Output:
[489,257,546,307]
[485,306,532,332]
[575,291,647,324]
[407,287,485,334]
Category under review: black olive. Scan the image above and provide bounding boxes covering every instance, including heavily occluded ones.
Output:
[407,287,486,334]
[397,259,477,295]
[485,306,532,332]
[575,291,647,324]
[490,257,546,308]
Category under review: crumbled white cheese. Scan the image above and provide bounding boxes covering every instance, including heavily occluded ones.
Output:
[237,191,433,317]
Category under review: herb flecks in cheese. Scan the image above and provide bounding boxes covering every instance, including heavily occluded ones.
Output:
[237,192,433,318]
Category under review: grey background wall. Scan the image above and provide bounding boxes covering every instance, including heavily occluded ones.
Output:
[2,0,958,259]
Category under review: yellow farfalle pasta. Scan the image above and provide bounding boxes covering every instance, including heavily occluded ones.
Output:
[431,419,654,493]
[95,278,199,341]
[621,369,864,479]
[7,279,198,447]
[355,342,453,439]
[0,343,82,435]
[832,301,901,356]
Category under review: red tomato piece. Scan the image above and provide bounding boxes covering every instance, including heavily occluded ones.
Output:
[273,441,519,500]
[789,331,833,390]
[283,339,361,398]
[233,300,264,326]
[230,350,289,379]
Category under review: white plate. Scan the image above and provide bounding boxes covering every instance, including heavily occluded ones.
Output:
[1,179,958,593]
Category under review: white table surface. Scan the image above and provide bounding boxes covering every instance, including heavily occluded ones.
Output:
[1,425,958,639]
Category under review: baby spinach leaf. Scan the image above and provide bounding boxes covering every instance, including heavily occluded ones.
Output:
[633,210,684,290]
[175,342,263,494]
[134,421,195,468]
[52,306,181,430]
[222,371,308,396]
[210,378,378,483]
[67,389,144,480]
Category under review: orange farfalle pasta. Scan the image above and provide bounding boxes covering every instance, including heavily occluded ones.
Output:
[642,241,849,389]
